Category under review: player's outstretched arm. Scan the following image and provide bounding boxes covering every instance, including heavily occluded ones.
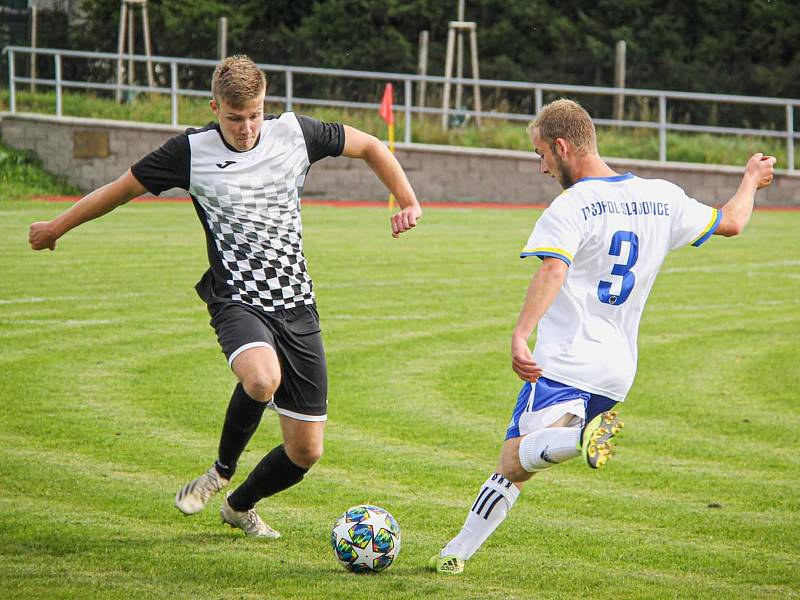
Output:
[511,257,568,382]
[29,169,147,251]
[715,153,776,237]
[341,125,421,238]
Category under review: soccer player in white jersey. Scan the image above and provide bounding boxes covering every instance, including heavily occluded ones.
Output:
[29,55,422,538]
[429,99,775,574]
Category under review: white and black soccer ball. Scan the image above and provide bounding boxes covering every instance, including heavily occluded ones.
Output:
[331,505,401,573]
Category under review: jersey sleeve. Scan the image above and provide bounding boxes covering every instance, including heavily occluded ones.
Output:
[296,115,345,164]
[520,199,583,266]
[669,187,722,249]
[130,133,190,195]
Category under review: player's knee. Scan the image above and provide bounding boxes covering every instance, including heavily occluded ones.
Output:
[286,441,323,469]
[518,426,581,473]
[242,372,280,403]
[498,450,531,483]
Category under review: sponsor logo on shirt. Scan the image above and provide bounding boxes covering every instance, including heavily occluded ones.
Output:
[580,200,670,220]
[216,160,237,169]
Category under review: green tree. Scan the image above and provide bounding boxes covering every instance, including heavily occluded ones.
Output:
[30,0,800,123]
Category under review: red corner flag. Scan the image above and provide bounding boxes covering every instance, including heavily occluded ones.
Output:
[379,83,394,125]
[379,83,396,209]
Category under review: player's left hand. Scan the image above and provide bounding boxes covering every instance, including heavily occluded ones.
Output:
[511,335,543,382]
[391,204,422,238]
[745,152,776,189]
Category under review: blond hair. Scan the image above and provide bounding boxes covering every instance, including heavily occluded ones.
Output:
[211,55,267,108]
[528,99,597,155]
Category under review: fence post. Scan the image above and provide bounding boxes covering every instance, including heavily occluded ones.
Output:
[417,30,428,108]
[658,95,667,163]
[8,49,16,113]
[787,104,795,173]
[116,1,127,103]
[404,79,412,144]
[170,62,178,126]
[442,26,456,129]
[55,54,62,117]
[286,70,293,112]
[30,6,37,93]
[218,17,228,61]
[613,40,626,122]
[534,88,542,115]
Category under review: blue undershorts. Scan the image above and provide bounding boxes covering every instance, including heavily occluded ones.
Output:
[505,376,618,440]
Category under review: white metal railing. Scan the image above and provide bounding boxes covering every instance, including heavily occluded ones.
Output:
[3,45,799,171]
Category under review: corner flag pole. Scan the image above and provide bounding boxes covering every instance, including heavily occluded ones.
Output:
[379,83,396,210]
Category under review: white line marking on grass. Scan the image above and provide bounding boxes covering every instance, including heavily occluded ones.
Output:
[0,297,48,305]
[320,277,474,288]
[690,299,791,309]
[328,313,448,320]
[662,259,800,274]
[0,292,154,305]
[651,299,797,314]
[0,318,115,327]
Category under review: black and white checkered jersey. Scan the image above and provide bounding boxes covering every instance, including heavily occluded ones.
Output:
[131,113,344,311]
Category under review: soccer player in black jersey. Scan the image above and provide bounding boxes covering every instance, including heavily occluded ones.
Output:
[29,55,422,537]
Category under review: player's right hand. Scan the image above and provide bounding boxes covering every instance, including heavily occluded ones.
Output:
[746,152,776,189]
[511,336,543,382]
[29,221,59,251]
[391,203,422,238]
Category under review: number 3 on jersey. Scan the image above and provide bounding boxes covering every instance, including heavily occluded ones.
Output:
[597,230,639,305]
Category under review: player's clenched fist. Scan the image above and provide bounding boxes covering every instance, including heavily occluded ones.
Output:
[29,221,58,251]
[746,152,776,189]
[391,204,422,238]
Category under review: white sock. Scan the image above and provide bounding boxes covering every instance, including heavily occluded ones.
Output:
[518,427,581,472]
[441,473,520,561]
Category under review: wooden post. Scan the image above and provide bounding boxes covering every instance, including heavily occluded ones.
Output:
[218,17,228,61]
[29,5,37,93]
[127,6,135,91]
[442,26,456,130]
[141,1,155,88]
[455,0,465,110]
[116,1,127,103]
[613,40,626,122]
[417,30,428,109]
[117,0,155,101]
[469,26,481,127]
[442,21,481,130]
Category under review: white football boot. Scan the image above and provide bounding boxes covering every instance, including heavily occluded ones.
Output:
[220,493,281,538]
[174,466,229,515]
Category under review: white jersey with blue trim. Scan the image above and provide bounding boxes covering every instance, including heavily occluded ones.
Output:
[520,173,721,401]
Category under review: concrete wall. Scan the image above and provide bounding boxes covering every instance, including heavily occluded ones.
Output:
[2,112,799,207]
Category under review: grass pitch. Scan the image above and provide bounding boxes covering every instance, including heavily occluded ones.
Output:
[1,199,799,599]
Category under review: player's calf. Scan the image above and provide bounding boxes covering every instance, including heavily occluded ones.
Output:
[431,472,519,575]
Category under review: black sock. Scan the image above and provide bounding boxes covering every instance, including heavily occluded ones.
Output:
[227,444,308,511]
[215,383,267,480]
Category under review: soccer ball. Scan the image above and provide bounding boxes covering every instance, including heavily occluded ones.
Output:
[331,505,401,573]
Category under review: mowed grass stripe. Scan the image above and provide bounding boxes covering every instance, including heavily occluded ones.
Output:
[1,200,799,598]
[4,442,794,597]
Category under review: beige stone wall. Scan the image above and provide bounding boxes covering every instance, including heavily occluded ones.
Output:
[2,112,798,207]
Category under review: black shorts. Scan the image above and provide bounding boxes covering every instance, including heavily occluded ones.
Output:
[209,301,327,421]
